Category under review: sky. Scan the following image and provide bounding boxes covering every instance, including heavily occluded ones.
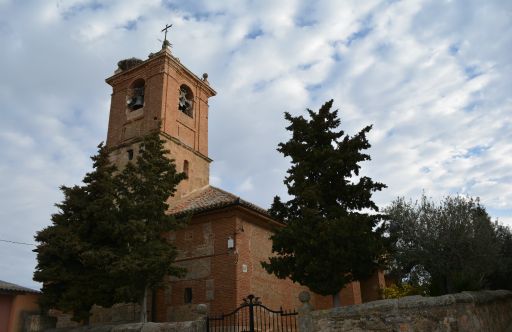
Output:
[0,0,511,290]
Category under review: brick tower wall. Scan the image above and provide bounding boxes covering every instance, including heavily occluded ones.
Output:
[105,49,214,200]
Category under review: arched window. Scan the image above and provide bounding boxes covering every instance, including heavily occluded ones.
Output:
[178,84,193,117]
[183,160,189,178]
[127,79,145,111]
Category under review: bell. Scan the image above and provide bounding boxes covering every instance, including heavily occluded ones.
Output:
[133,95,144,108]
[128,95,144,110]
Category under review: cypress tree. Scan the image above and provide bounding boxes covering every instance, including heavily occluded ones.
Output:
[34,131,186,322]
[112,131,186,322]
[34,143,119,322]
[262,100,388,306]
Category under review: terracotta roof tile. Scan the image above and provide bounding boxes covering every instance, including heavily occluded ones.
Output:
[168,185,271,217]
[0,280,40,294]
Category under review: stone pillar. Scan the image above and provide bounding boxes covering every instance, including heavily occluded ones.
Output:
[193,304,208,331]
[298,291,313,332]
[21,313,53,332]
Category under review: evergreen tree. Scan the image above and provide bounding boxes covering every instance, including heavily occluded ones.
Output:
[112,131,186,322]
[262,100,388,306]
[34,143,119,322]
[34,131,186,322]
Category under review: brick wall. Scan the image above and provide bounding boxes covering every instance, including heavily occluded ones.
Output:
[156,209,238,321]
[233,208,331,311]
[105,49,214,201]
[155,205,384,322]
[51,204,386,326]
[105,56,165,148]
[163,138,210,201]
[339,281,362,306]
[360,270,386,303]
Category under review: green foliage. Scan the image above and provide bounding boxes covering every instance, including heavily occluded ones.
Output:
[34,132,185,321]
[112,131,186,302]
[381,283,427,299]
[262,100,389,298]
[34,143,120,321]
[386,194,503,295]
[488,224,512,290]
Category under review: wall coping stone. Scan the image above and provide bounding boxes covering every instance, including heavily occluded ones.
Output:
[44,305,207,332]
[300,290,512,332]
[310,290,512,320]
[44,320,207,332]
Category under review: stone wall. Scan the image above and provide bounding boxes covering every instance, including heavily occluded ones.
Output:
[21,314,56,332]
[45,303,142,329]
[43,321,205,332]
[298,290,512,332]
[89,303,141,325]
[44,305,207,332]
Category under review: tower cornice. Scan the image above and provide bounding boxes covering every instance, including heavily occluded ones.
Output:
[105,48,216,97]
[108,132,213,164]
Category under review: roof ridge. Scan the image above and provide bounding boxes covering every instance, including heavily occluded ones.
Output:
[208,185,239,200]
[209,186,269,214]
[0,280,40,293]
[179,184,211,199]
[167,185,275,221]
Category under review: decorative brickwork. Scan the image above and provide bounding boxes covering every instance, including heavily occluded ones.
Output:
[104,44,385,323]
[105,46,215,201]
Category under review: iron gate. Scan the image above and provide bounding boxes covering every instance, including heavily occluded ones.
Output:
[207,294,298,332]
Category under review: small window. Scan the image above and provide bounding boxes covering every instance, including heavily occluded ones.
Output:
[127,79,145,111]
[127,149,134,160]
[184,288,192,304]
[178,85,193,117]
[183,160,189,178]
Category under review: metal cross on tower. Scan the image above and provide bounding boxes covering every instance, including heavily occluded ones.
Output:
[161,24,172,42]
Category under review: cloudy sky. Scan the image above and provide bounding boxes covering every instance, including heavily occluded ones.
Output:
[1,0,511,289]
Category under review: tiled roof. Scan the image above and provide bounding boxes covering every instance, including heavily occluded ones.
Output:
[168,185,272,218]
[0,280,40,294]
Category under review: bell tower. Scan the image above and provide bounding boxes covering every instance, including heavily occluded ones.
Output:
[105,42,216,199]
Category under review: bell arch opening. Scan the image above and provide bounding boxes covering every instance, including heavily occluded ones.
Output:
[178,84,193,117]
[127,78,145,111]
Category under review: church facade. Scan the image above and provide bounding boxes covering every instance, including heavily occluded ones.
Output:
[104,42,384,322]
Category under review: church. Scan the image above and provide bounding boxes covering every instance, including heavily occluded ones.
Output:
[103,39,385,322]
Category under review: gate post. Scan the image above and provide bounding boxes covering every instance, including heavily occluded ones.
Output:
[298,291,314,332]
[195,304,208,332]
[247,295,256,332]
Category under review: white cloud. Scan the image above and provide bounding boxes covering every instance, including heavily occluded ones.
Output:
[237,176,254,193]
[210,175,222,187]
[0,0,511,289]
